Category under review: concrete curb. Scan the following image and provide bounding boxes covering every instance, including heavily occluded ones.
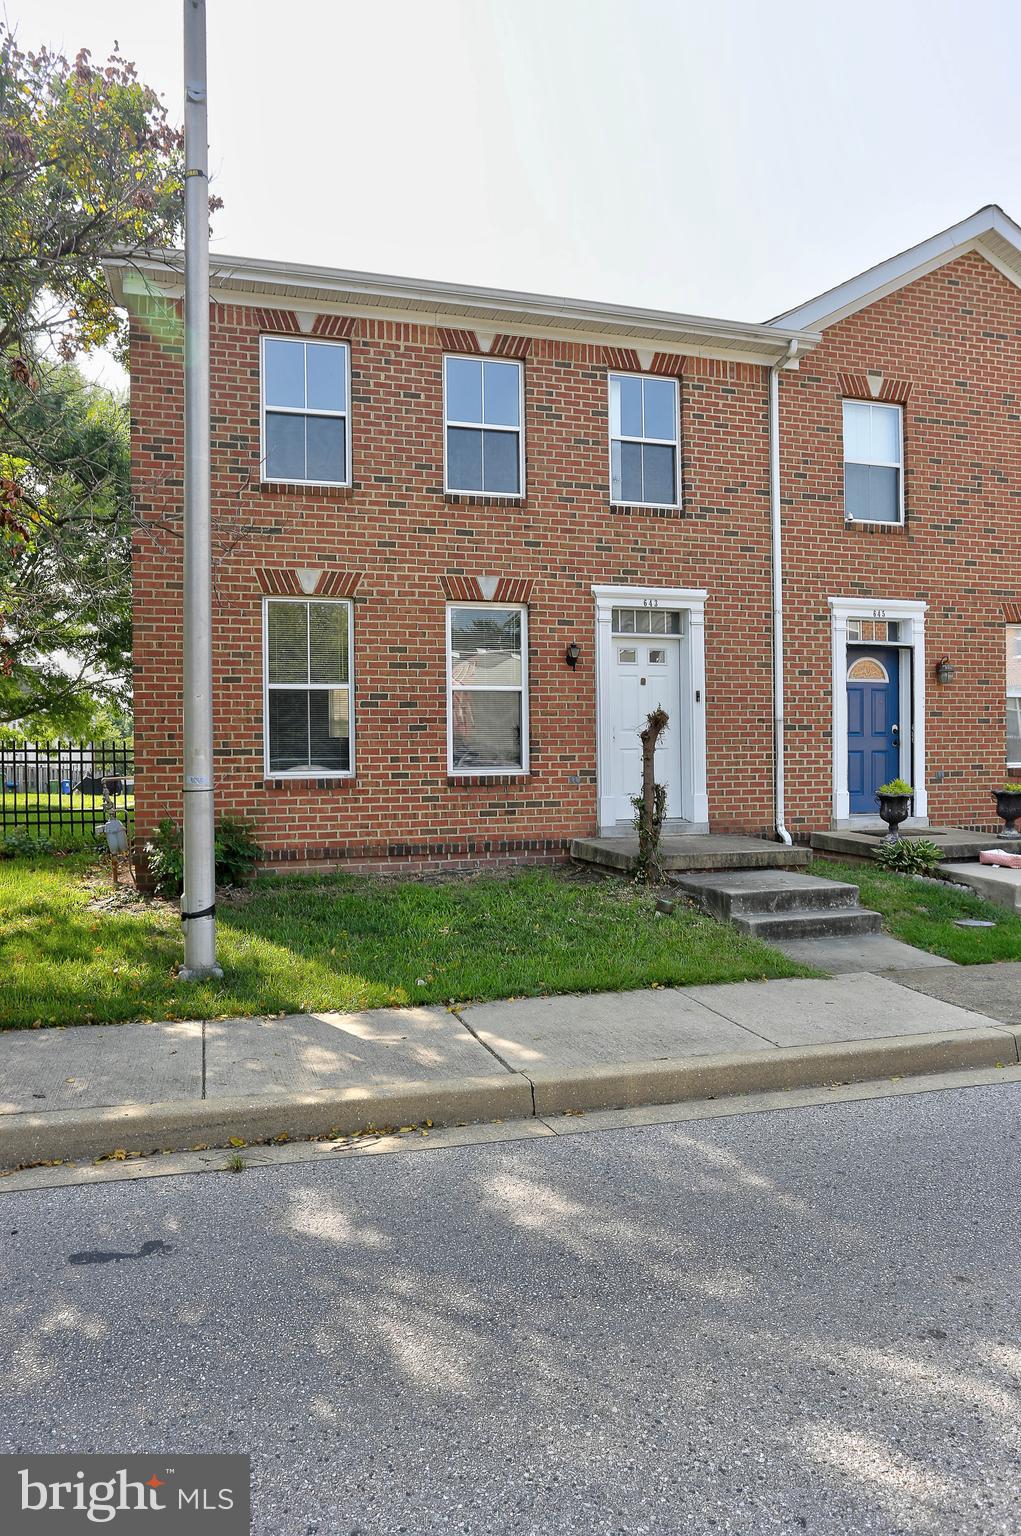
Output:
[1,1028,1017,1170]
[0,1073,533,1168]
[527,1028,1019,1115]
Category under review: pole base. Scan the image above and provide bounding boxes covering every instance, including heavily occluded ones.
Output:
[177,963,224,983]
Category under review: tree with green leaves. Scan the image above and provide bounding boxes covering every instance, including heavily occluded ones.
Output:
[0,364,131,733]
[0,27,198,734]
[0,29,186,368]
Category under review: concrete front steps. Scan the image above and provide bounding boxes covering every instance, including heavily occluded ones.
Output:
[672,869,882,942]
[671,868,947,973]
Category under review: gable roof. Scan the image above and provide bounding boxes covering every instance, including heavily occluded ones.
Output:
[770,204,1021,331]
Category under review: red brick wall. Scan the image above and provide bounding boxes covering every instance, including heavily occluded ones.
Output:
[779,250,1021,834]
[129,248,1021,866]
[129,297,778,867]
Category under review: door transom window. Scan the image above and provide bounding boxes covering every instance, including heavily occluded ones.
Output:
[611,608,684,635]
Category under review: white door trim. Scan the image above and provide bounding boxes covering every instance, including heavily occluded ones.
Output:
[828,596,928,827]
[592,584,709,834]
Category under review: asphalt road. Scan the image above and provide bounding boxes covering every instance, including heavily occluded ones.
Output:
[2,1084,1020,1535]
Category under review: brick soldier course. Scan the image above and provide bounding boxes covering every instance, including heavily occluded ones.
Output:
[107,205,1021,872]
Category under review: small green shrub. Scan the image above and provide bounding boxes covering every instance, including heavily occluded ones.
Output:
[145,818,185,897]
[145,815,261,898]
[875,837,944,875]
[214,816,262,887]
[877,778,914,797]
[0,828,55,859]
[997,782,1021,794]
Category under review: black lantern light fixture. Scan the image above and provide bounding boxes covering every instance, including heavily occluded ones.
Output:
[935,656,956,684]
[565,642,580,669]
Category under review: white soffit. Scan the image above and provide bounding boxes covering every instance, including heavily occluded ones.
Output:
[770,204,1021,332]
[101,250,820,366]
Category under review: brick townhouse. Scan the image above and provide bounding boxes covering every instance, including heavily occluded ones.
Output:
[104,205,1021,871]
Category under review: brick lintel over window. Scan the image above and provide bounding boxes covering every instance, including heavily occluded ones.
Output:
[437,329,532,358]
[838,371,912,404]
[311,315,357,340]
[439,574,535,603]
[250,308,357,340]
[256,568,363,598]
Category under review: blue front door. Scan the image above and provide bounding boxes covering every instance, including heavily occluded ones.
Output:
[847,646,901,814]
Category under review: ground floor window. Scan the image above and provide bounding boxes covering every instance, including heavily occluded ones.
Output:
[264,598,353,775]
[447,603,528,773]
[1008,625,1021,769]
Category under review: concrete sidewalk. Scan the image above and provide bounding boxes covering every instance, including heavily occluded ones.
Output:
[2,971,1020,1168]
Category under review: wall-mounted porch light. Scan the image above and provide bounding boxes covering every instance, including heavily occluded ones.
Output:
[565,642,580,669]
[935,656,956,684]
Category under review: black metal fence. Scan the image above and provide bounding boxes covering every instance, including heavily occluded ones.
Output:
[0,740,134,841]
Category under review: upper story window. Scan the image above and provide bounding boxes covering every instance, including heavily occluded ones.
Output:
[444,356,523,496]
[843,399,903,525]
[609,373,680,508]
[262,337,351,487]
[1007,625,1021,769]
[264,598,353,777]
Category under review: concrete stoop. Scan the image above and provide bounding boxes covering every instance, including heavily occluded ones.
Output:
[571,833,810,875]
[672,869,883,941]
[939,860,1021,913]
[811,827,1005,862]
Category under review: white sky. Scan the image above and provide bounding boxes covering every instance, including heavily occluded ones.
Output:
[26,0,1021,389]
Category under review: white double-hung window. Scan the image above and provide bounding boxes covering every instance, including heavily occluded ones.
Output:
[1007,625,1021,769]
[609,372,680,507]
[447,604,528,773]
[262,336,351,486]
[843,399,903,524]
[264,599,354,776]
[443,356,524,495]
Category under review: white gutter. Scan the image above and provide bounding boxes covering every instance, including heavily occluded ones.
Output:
[769,340,798,846]
[101,250,820,363]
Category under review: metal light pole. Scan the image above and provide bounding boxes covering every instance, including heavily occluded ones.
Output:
[179,0,221,979]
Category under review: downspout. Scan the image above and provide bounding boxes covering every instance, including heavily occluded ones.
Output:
[769,340,798,846]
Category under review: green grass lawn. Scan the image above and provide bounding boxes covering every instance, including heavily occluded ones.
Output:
[0,855,813,1029]
[812,857,1021,963]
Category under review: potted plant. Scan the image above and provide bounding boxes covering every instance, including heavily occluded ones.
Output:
[991,782,1021,839]
[876,778,913,841]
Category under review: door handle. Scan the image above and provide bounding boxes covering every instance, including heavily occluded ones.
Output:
[891,724,900,738]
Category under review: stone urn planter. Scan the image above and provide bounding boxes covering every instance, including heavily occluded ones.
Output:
[991,785,1021,839]
[876,781,913,842]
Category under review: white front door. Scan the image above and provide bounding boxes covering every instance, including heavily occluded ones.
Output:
[606,637,682,822]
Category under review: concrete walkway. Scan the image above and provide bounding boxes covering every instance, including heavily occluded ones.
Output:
[769,931,954,973]
[3,968,1021,1168]
[879,961,1021,1024]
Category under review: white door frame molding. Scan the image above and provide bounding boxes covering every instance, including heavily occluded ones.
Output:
[592,584,709,833]
[828,595,928,827]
